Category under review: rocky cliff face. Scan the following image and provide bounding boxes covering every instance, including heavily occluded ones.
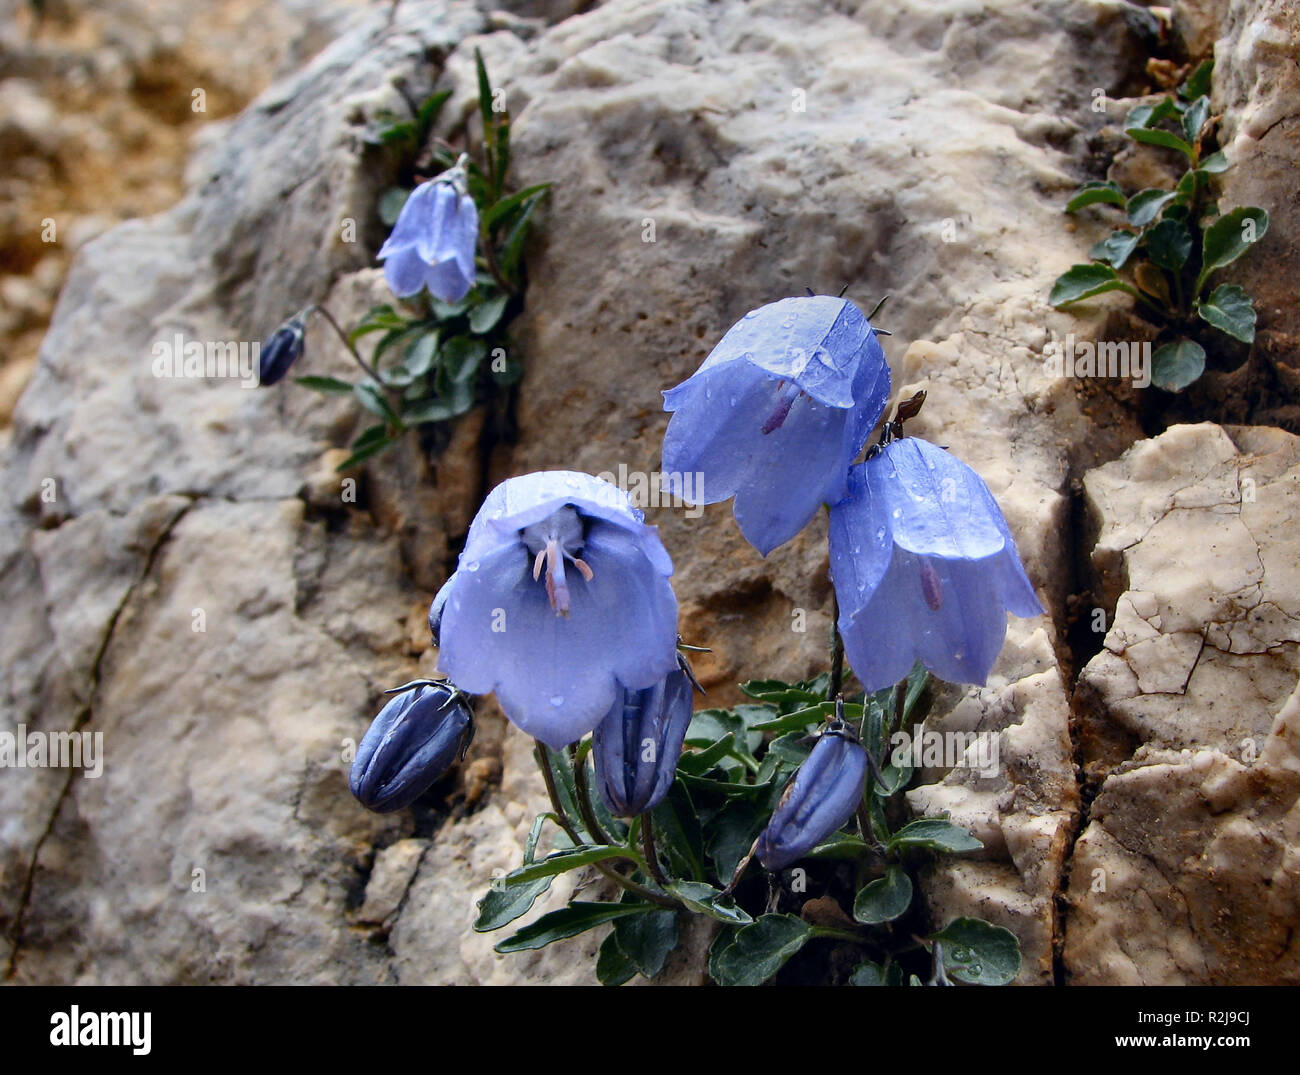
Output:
[0,0,1295,984]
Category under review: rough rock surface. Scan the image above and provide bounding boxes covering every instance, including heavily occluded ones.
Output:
[0,0,1295,985]
[1065,423,1300,984]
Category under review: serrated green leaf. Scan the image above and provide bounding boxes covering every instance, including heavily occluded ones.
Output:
[1127,188,1177,227]
[888,817,983,853]
[929,917,1021,985]
[705,801,762,882]
[853,866,914,924]
[1145,218,1193,271]
[494,901,656,954]
[1049,262,1126,307]
[1197,206,1269,291]
[710,914,812,987]
[1151,338,1206,391]
[1198,283,1256,343]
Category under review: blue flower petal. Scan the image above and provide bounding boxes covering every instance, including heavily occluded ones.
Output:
[437,516,677,749]
[383,244,431,298]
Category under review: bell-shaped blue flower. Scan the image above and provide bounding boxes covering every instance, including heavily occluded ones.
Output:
[591,660,694,816]
[829,436,1044,693]
[757,721,868,871]
[661,295,891,556]
[435,471,680,749]
[350,680,474,813]
[377,161,478,304]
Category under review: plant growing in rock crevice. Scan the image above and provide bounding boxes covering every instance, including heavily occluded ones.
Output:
[259,51,549,470]
[1050,60,1268,392]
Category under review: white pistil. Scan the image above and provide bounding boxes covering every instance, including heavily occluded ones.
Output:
[522,507,593,617]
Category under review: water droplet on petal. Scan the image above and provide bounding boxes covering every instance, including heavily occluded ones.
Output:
[549,695,564,707]
[892,508,902,519]
[465,561,480,572]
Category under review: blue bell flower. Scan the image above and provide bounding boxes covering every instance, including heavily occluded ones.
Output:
[756,719,868,871]
[591,659,696,816]
[377,158,478,304]
[257,315,306,386]
[829,436,1043,693]
[349,680,474,813]
[660,295,891,555]
[435,471,680,749]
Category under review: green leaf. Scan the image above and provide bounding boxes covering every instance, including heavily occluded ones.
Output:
[1049,263,1126,307]
[888,817,983,853]
[677,735,738,776]
[806,834,870,860]
[295,375,354,395]
[1197,206,1269,291]
[494,901,656,953]
[1180,59,1214,100]
[1126,97,1180,130]
[1088,230,1140,269]
[709,915,813,987]
[378,187,410,226]
[348,304,407,343]
[1126,126,1196,160]
[334,434,397,472]
[401,380,475,424]
[1064,182,1127,213]
[498,190,547,280]
[596,932,637,987]
[1145,218,1193,271]
[1182,96,1210,142]
[853,866,913,924]
[740,679,827,709]
[473,875,553,932]
[499,844,630,885]
[483,183,554,231]
[929,917,1022,986]
[1151,338,1206,391]
[1133,261,1174,306]
[403,331,440,379]
[705,801,762,881]
[475,47,494,154]
[416,89,452,135]
[1199,150,1230,173]
[666,880,754,925]
[1198,283,1256,343]
[1127,188,1177,227]
[468,293,509,334]
[353,382,399,423]
[441,336,488,384]
[651,780,706,882]
[849,960,888,986]
[613,908,679,979]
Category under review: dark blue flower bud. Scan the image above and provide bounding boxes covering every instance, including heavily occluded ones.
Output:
[756,719,868,871]
[349,680,474,813]
[257,316,306,386]
[592,663,694,816]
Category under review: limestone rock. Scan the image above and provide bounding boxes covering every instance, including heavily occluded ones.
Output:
[1066,423,1300,984]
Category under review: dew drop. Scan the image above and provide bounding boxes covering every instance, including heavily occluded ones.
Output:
[465,561,480,572]
[550,695,564,707]
[891,508,902,519]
